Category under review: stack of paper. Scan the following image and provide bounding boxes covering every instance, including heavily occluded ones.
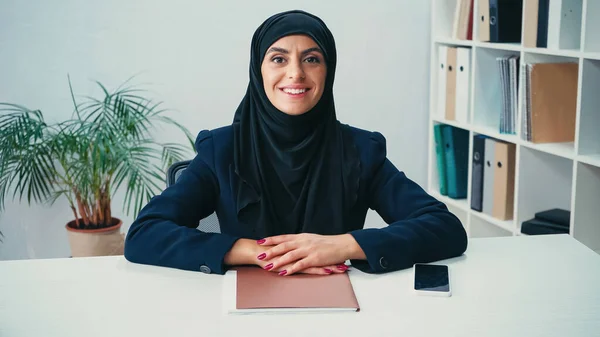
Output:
[496,55,519,135]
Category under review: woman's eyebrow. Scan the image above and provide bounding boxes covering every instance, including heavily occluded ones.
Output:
[266,47,323,55]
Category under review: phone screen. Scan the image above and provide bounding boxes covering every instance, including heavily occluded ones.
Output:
[414,264,449,292]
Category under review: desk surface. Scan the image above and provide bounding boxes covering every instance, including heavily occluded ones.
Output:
[1,234,599,337]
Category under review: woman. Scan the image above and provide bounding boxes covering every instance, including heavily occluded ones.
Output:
[124,10,468,276]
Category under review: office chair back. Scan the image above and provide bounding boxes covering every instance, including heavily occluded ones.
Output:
[166,160,221,233]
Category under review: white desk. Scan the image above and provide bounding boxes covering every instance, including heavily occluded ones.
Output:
[1,234,599,337]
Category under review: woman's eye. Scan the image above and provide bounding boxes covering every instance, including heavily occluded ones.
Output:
[305,56,320,63]
[272,56,285,63]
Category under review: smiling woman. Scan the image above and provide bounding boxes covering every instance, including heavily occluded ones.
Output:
[124,10,468,277]
[261,35,326,116]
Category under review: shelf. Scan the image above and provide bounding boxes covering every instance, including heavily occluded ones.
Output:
[520,141,576,160]
[577,59,600,157]
[471,124,520,145]
[584,0,600,53]
[475,41,521,52]
[429,189,469,213]
[577,154,600,168]
[470,210,515,234]
[572,162,600,252]
[469,215,513,238]
[583,52,600,61]
[522,47,581,58]
[516,147,574,233]
[431,116,470,131]
[434,37,474,47]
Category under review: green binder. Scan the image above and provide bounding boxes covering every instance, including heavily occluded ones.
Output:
[433,124,448,195]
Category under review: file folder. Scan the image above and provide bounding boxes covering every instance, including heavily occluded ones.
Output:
[442,126,469,199]
[470,134,486,211]
[455,47,471,124]
[536,0,550,48]
[437,45,448,118]
[492,141,516,220]
[434,124,448,196]
[522,0,540,47]
[445,47,458,121]
[489,0,523,43]
[482,138,496,215]
[478,0,490,41]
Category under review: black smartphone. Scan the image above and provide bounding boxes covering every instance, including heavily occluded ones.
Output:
[413,263,451,297]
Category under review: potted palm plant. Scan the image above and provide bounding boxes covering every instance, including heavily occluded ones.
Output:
[0,76,194,256]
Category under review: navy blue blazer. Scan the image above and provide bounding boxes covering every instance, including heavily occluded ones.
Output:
[124,125,468,275]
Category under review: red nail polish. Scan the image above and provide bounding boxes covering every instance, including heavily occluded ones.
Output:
[324,268,333,274]
[337,264,348,270]
[257,253,266,260]
[257,239,266,244]
[279,270,287,276]
[264,263,273,270]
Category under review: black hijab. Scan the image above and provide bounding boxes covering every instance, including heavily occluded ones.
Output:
[232,10,360,238]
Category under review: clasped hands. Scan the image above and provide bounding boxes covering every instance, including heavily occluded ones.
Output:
[225,233,366,276]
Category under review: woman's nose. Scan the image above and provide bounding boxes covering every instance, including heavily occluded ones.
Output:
[287,60,306,80]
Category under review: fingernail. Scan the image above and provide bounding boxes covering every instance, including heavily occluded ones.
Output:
[337,264,348,271]
[257,239,266,245]
[324,268,333,274]
[257,253,266,260]
[279,270,287,276]
[264,263,273,270]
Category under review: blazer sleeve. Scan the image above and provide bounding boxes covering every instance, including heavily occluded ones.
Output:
[349,132,468,274]
[124,130,240,275]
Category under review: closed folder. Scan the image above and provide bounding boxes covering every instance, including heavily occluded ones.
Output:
[478,0,490,41]
[470,134,486,211]
[455,47,471,124]
[434,124,448,195]
[522,0,540,47]
[437,45,448,118]
[482,137,496,215]
[529,62,578,143]
[536,0,550,48]
[442,126,469,199]
[226,267,360,314]
[492,141,516,220]
[489,0,523,43]
[445,47,458,121]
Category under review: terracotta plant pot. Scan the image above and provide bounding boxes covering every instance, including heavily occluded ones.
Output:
[65,217,125,257]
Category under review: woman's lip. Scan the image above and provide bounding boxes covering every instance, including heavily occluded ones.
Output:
[279,88,309,98]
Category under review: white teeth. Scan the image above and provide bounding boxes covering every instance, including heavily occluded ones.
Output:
[282,88,307,94]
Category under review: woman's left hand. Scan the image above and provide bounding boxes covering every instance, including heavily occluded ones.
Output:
[256,233,365,276]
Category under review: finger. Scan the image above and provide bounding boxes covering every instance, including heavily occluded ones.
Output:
[269,248,308,271]
[321,264,346,274]
[257,241,296,261]
[257,234,297,246]
[283,257,314,276]
[273,262,332,276]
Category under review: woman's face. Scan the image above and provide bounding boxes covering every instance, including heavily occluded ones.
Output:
[261,34,326,116]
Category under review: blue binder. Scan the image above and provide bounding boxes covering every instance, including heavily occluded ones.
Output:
[442,126,469,199]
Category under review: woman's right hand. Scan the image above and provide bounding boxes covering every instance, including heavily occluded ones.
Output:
[224,238,346,275]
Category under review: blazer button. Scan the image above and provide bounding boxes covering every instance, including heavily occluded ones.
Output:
[199,265,212,274]
[379,257,389,269]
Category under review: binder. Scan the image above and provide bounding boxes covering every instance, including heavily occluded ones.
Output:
[434,124,448,196]
[529,62,578,143]
[445,47,458,121]
[536,0,550,48]
[491,141,516,220]
[470,134,487,211]
[489,0,524,43]
[442,126,469,199]
[534,208,571,227]
[482,138,496,215]
[522,0,540,47]
[521,218,570,235]
[478,0,491,41]
[437,46,448,118]
[455,47,471,124]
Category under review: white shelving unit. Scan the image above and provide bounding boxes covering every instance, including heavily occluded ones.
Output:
[428,0,600,254]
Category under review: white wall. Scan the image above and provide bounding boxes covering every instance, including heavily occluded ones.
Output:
[0,0,432,260]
